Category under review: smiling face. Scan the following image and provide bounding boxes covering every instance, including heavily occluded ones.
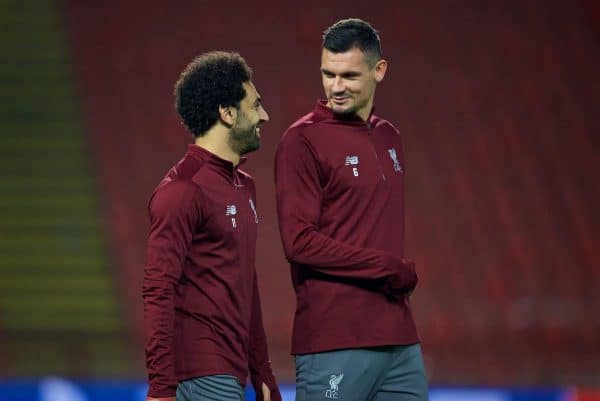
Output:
[321,46,387,121]
[228,81,269,155]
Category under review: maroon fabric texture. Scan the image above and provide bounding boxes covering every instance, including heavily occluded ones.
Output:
[143,145,277,397]
[275,101,420,355]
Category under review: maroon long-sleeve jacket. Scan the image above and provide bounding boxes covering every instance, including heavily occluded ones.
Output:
[275,100,420,355]
[142,145,278,399]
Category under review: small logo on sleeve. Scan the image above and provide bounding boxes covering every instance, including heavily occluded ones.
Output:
[387,148,403,172]
[345,155,359,177]
[226,205,237,228]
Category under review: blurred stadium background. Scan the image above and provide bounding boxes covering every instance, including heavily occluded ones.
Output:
[0,0,598,400]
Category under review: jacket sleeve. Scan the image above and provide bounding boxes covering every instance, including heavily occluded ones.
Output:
[274,128,416,292]
[142,180,201,398]
[248,270,281,401]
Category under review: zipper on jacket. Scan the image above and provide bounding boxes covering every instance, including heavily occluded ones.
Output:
[366,123,386,182]
[233,171,244,189]
[233,172,248,279]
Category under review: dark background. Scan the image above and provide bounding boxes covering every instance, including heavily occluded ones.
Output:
[0,0,598,387]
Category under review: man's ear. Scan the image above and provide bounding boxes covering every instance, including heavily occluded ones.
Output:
[219,105,237,127]
[374,59,388,83]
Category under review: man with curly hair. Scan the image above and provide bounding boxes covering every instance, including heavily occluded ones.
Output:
[275,19,428,401]
[143,51,280,401]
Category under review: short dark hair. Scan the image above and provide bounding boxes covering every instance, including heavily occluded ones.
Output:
[174,51,252,137]
[322,18,382,67]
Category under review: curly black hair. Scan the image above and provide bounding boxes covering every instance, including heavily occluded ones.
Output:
[323,18,382,67]
[174,51,252,137]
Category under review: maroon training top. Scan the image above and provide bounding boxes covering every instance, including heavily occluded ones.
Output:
[143,145,277,398]
[275,100,420,355]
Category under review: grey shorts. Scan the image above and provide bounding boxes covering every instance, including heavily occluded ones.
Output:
[295,344,428,401]
[176,374,244,401]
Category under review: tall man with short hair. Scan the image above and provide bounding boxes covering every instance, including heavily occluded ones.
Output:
[275,19,428,401]
[143,51,281,401]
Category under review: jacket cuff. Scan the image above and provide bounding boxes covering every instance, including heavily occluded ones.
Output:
[251,370,281,401]
[147,383,177,399]
[382,257,418,295]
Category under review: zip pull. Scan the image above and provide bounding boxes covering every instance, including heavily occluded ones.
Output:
[232,171,246,189]
[365,123,386,182]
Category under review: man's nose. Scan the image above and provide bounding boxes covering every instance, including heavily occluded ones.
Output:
[259,105,269,122]
[332,77,345,94]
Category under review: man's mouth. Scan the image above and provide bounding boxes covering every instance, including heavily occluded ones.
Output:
[332,96,350,105]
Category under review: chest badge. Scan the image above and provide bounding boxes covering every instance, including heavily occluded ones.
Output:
[249,198,259,223]
[387,148,404,173]
[226,204,237,228]
[345,155,359,177]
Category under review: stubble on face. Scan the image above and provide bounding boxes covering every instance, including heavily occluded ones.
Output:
[228,109,260,155]
[228,81,268,156]
[321,47,381,120]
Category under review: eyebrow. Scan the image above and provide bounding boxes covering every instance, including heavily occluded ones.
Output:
[320,68,362,78]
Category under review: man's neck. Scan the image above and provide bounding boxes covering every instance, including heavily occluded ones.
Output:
[194,128,240,166]
[356,98,374,121]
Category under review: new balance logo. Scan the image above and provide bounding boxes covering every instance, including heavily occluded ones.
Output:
[345,155,359,177]
[226,205,237,228]
[344,156,359,165]
[325,373,344,399]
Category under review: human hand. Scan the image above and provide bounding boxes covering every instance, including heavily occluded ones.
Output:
[262,382,271,401]
[385,258,417,299]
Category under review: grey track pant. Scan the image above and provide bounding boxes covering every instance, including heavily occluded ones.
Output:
[176,375,244,401]
[295,344,428,401]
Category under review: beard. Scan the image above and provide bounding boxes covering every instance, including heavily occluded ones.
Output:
[228,112,260,155]
[328,95,363,117]
[331,102,358,116]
